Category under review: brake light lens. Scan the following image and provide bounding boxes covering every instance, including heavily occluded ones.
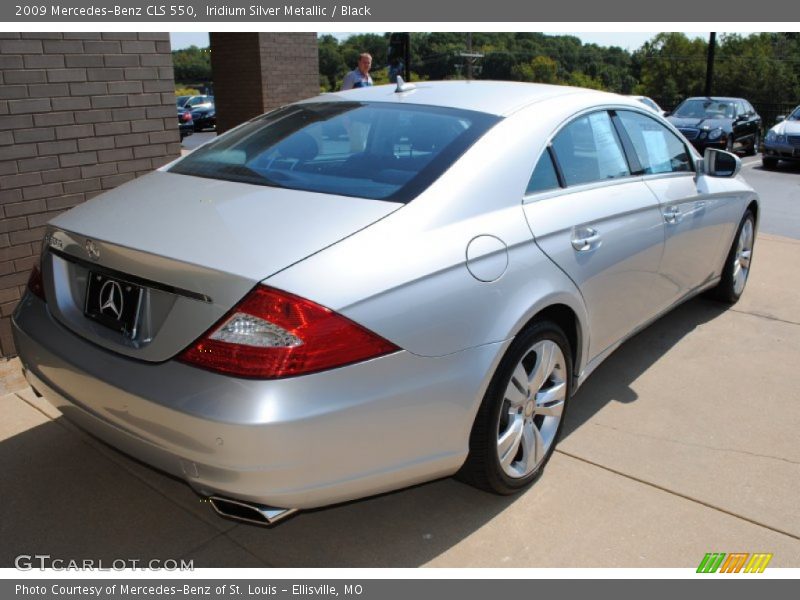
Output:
[178,285,400,379]
[27,264,45,301]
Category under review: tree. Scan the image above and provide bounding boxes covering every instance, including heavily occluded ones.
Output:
[172,45,211,83]
[511,55,560,83]
[634,33,707,106]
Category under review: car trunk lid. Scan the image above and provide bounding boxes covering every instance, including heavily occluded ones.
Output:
[43,170,399,362]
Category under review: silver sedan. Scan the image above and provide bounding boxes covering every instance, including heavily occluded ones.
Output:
[13,81,758,526]
[762,105,800,168]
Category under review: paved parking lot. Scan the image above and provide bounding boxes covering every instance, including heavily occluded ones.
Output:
[1,156,799,568]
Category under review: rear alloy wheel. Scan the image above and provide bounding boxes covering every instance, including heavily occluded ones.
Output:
[458,320,571,494]
[714,210,755,303]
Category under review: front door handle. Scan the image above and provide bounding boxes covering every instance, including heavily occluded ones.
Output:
[663,205,681,224]
[571,226,601,252]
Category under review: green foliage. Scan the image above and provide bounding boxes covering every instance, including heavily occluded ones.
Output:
[175,86,201,97]
[172,45,211,83]
[634,32,800,108]
[176,33,800,107]
[319,32,644,92]
[512,56,560,83]
[634,33,709,106]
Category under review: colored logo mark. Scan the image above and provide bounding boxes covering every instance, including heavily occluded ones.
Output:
[697,552,773,573]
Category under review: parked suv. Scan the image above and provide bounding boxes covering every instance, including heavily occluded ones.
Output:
[668,97,761,155]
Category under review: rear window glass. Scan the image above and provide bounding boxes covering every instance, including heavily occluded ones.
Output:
[526,150,561,195]
[170,102,499,203]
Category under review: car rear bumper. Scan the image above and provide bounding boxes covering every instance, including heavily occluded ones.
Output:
[762,143,800,161]
[12,293,504,509]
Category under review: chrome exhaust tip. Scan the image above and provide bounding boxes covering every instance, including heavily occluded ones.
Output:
[208,496,298,526]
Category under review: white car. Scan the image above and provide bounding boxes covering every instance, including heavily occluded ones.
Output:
[630,95,667,116]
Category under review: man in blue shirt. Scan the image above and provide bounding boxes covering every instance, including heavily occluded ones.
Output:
[342,53,373,90]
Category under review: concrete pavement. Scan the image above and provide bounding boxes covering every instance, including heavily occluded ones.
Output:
[1,234,799,568]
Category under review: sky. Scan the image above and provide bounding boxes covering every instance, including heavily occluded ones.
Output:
[168,32,714,52]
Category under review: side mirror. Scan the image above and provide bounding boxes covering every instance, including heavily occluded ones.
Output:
[703,148,741,178]
[776,115,786,123]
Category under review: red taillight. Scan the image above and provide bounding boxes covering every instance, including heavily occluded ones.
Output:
[178,285,400,379]
[27,264,45,301]
[181,112,192,122]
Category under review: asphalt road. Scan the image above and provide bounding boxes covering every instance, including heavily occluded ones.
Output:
[181,130,216,153]
[740,156,800,239]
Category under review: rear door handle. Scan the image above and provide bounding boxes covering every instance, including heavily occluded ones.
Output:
[571,227,601,252]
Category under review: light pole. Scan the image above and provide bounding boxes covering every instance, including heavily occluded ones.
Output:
[705,32,716,97]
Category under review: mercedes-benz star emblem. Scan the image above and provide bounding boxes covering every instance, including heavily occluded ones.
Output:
[85,239,100,261]
[99,280,124,321]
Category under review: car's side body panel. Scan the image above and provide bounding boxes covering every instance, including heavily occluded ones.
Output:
[523,178,670,360]
[13,293,509,509]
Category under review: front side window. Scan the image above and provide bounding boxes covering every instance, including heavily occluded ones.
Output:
[616,111,692,175]
[551,111,630,186]
[170,102,499,203]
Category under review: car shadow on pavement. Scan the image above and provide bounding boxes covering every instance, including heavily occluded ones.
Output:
[751,161,800,174]
[0,417,222,568]
[561,295,729,440]
[0,413,518,567]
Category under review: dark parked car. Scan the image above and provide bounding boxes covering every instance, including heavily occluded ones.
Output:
[184,94,213,108]
[190,103,216,132]
[176,95,216,131]
[667,97,761,155]
[177,107,193,141]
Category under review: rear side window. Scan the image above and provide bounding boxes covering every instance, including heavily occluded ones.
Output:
[170,102,499,203]
[616,111,692,175]
[526,150,561,195]
[551,112,630,186]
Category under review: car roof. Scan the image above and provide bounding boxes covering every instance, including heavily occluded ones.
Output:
[683,96,747,102]
[303,80,630,117]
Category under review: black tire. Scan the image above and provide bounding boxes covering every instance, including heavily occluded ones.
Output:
[457,320,572,495]
[762,156,778,169]
[713,210,756,304]
[745,131,760,156]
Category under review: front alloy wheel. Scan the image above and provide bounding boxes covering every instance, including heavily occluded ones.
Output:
[732,216,754,297]
[714,210,756,303]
